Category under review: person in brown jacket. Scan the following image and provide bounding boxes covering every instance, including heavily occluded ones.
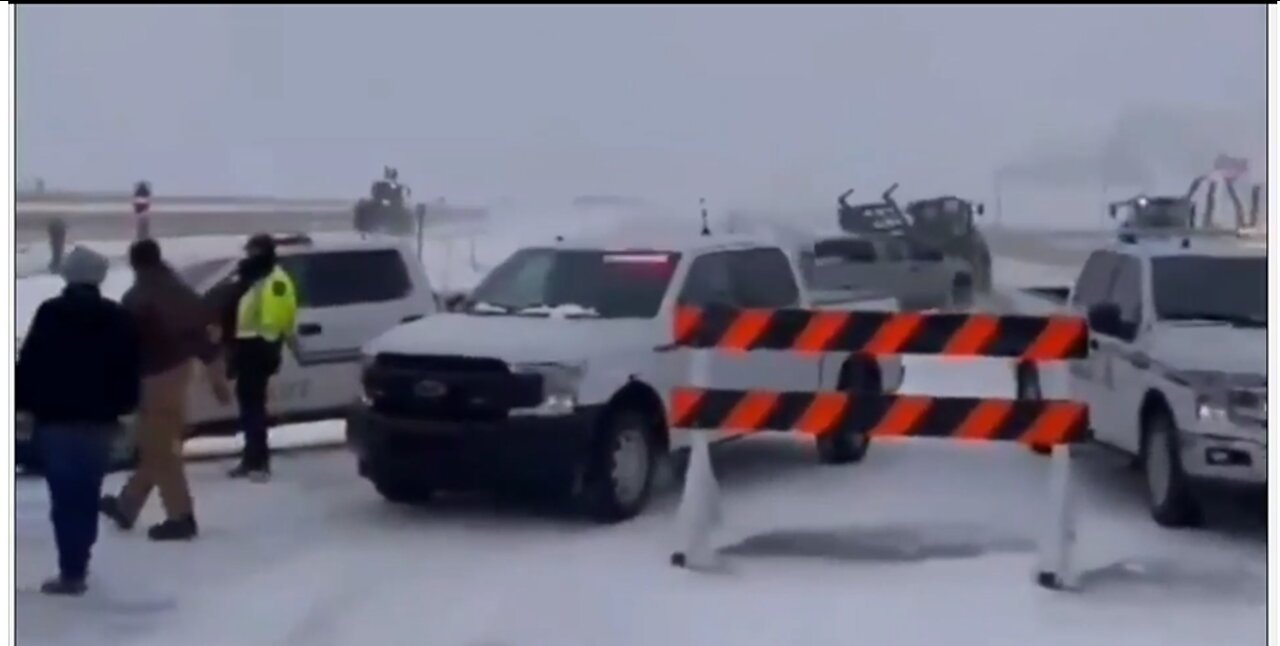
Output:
[99,239,231,541]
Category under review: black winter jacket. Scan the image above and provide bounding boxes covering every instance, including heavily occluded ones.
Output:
[16,285,142,425]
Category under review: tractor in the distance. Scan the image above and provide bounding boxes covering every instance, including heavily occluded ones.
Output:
[900,194,992,294]
[354,166,416,236]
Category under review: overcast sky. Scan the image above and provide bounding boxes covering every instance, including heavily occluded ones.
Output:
[16,4,1266,207]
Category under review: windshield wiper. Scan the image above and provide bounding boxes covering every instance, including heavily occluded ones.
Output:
[516,303,602,319]
[1164,312,1266,328]
[468,301,515,315]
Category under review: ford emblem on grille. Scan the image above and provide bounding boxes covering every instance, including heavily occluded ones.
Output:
[413,380,448,399]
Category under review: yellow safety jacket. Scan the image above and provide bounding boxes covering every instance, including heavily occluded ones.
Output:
[236,266,298,342]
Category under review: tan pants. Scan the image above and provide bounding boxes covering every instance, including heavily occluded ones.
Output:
[118,361,194,520]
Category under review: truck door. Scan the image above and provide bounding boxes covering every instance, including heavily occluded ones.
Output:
[809,238,882,291]
[276,248,426,414]
[1065,250,1120,442]
[724,247,819,394]
[280,249,423,364]
[1090,255,1147,452]
[892,237,941,306]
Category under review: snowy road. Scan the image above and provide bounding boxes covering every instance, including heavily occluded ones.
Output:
[14,208,1265,646]
[16,436,1265,646]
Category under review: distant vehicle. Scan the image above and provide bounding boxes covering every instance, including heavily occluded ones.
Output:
[16,233,439,472]
[900,195,992,294]
[836,185,912,236]
[798,230,975,310]
[835,185,993,295]
[349,230,907,522]
[1108,195,1195,239]
[1024,231,1265,527]
[1109,173,1264,242]
[354,166,420,236]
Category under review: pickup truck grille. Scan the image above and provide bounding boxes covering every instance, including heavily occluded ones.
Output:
[365,354,543,421]
[374,353,510,374]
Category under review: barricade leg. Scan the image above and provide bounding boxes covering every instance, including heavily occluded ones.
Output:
[1017,360,1053,456]
[671,430,723,569]
[1035,444,1078,590]
[671,348,723,570]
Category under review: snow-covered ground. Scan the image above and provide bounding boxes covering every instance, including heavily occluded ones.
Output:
[14,209,1265,646]
[16,424,1265,646]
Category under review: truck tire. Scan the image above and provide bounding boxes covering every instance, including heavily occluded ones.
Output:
[370,470,435,506]
[1142,407,1202,528]
[817,357,877,464]
[582,408,656,523]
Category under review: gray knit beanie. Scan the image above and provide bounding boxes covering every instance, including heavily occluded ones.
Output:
[60,245,110,287]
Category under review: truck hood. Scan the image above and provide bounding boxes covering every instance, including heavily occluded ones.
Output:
[365,313,663,365]
[1147,324,1265,378]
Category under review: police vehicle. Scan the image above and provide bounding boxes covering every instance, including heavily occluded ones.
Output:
[1062,230,1265,526]
[16,233,439,472]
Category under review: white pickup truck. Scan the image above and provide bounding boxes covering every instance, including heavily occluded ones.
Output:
[350,231,905,522]
[17,233,438,472]
[1037,233,1265,527]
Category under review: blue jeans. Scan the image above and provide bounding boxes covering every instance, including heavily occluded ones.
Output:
[37,424,113,581]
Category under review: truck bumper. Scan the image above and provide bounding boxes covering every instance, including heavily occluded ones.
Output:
[346,405,602,490]
[1178,431,1267,490]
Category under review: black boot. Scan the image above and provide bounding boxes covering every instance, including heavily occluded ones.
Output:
[229,463,270,482]
[98,495,134,531]
[40,576,87,596]
[147,515,198,541]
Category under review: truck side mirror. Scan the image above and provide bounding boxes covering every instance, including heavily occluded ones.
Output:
[1086,302,1122,337]
[1108,204,1118,219]
[975,203,985,216]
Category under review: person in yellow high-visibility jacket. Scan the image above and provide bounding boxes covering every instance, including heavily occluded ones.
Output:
[226,233,298,482]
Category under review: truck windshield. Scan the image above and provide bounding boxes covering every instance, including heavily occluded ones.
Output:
[468,248,681,319]
[1152,256,1266,326]
[1129,201,1191,228]
[911,201,970,237]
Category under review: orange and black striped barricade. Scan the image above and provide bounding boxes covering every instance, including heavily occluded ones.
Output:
[668,305,1089,590]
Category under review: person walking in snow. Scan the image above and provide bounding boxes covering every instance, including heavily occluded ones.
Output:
[17,246,141,596]
[99,239,230,541]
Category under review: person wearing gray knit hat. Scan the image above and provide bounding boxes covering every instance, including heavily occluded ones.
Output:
[59,246,110,287]
[17,243,141,596]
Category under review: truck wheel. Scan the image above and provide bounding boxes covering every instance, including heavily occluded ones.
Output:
[582,408,655,523]
[818,358,877,464]
[1142,408,1202,528]
[370,470,435,506]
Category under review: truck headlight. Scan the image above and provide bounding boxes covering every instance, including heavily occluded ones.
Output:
[512,362,584,415]
[1195,396,1229,422]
